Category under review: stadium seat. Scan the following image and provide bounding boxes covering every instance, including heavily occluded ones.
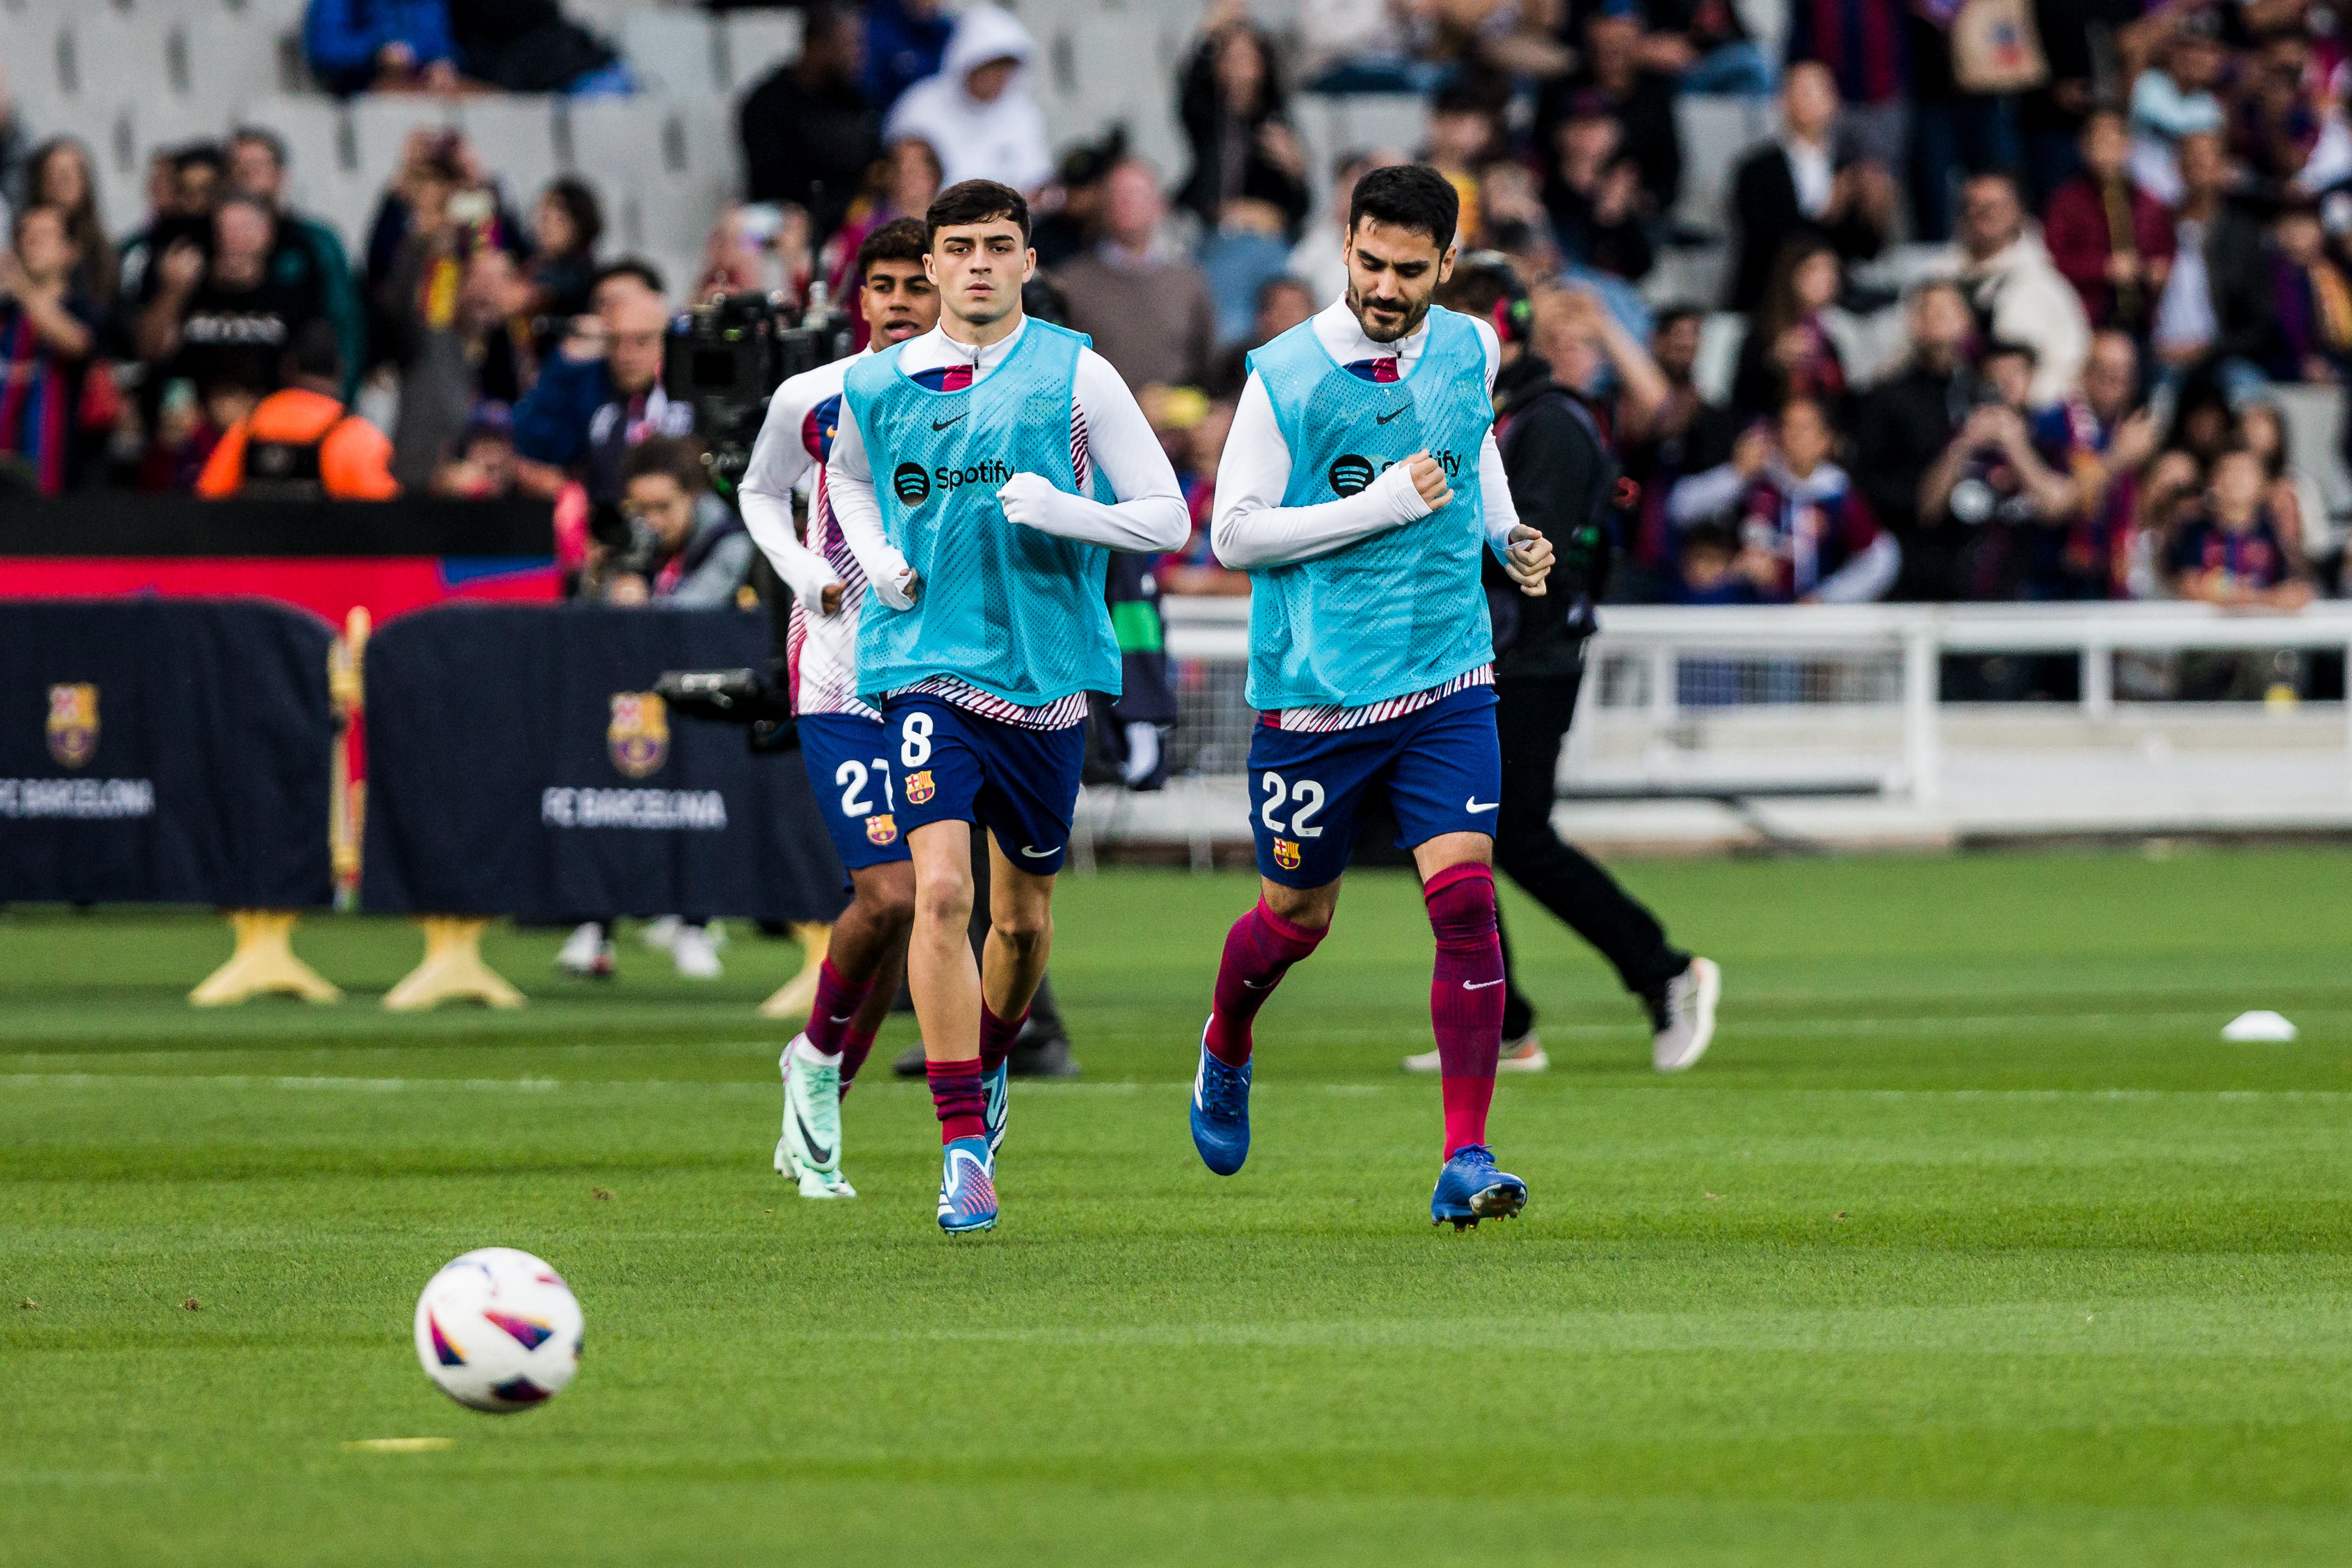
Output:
[350,95,459,195]
[619,9,720,97]
[1671,95,1771,235]
[719,8,802,93]
[182,13,297,115]
[0,13,70,126]
[567,97,731,274]
[457,97,562,213]
[2270,383,2352,523]
[218,0,309,32]
[242,95,373,251]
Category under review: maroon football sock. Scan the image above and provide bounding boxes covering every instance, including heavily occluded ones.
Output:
[1204,898,1326,1066]
[927,1055,986,1144]
[1425,864,1504,1157]
[803,957,873,1059]
[978,1002,1027,1074]
[838,1027,877,1096]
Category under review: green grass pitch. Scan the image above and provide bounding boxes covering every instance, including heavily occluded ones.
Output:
[6,846,2352,1565]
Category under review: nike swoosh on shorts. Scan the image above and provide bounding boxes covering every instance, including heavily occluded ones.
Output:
[1466,799,1498,812]
[1020,845,1059,858]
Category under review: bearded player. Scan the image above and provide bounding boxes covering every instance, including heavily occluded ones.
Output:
[1190,164,1556,1228]
[737,217,936,1200]
[827,180,1187,1233]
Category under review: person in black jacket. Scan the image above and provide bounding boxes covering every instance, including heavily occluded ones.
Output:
[1421,260,1721,1076]
[737,7,879,243]
[1725,63,1892,313]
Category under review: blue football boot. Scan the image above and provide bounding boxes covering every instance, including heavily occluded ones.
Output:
[937,1135,998,1234]
[1431,1144,1528,1230]
[1189,1024,1252,1176]
[983,1058,1010,1156]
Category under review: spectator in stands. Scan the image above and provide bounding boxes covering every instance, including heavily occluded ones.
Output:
[25,140,115,309]
[1617,303,1738,601]
[1726,62,1891,313]
[1029,131,1123,271]
[587,258,665,314]
[2127,8,2228,207]
[1729,236,1847,422]
[1424,84,1501,246]
[448,0,630,95]
[364,131,520,311]
[2044,108,2174,335]
[1646,0,1773,95]
[1952,172,2089,406]
[739,4,879,245]
[1851,280,1976,599]
[1784,0,1911,181]
[527,178,603,332]
[1176,10,1313,245]
[822,137,943,309]
[1206,273,1316,398]
[1543,95,1655,284]
[2059,328,2163,598]
[1056,159,1218,392]
[2230,25,2348,193]
[196,321,397,500]
[227,128,365,400]
[432,405,519,499]
[1917,340,2085,600]
[1542,10,1681,221]
[119,145,224,312]
[2263,198,2352,386]
[2149,131,2272,402]
[1672,520,1768,602]
[2169,443,2314,610]
[303,0,461,96]
[136,197,324,401]
[512,282,688,506]
[1670,395,1898,602]
[883,4,1050,194]
[863,0,954,117]
[1288,150,1401,305]
[140,378,257,493]
[0,206,100,495]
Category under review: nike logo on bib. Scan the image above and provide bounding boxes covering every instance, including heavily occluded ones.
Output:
[1376,406,1409,424]
[1466,799,1498,813]
[932,412,968,431]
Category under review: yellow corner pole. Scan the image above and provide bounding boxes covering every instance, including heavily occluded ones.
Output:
[189,910,343,1006]
[329,606,370,909]
[382,917,527,1011]
[758,921,834,1019]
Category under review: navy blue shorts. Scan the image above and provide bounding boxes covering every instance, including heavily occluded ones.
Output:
[878,694,1087,875]
[798,712,913,873]
[1247,685,1501,887]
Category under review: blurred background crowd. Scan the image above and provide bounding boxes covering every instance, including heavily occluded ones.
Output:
[1,0,2348,624]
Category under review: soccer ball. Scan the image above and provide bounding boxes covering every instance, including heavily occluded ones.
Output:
[412,1247,583,1412]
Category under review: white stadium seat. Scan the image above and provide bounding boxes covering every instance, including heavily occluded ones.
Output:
[719,8,802,93]
[457,96,562,212]
[619,9,719,97]
[349,95,458,194]
[1672,95,1771,235]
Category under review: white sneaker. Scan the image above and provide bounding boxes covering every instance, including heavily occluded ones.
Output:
[671,923,723,979]
[1651,958,1721,1073]
[1402,1035,1549,1073]
[775,1036,854,1197]
[554,921,614,977]
[639,915,682,952]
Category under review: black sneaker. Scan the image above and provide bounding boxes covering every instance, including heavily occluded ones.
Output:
[1007,1031,1081,1078]
[891,1043,928,1078]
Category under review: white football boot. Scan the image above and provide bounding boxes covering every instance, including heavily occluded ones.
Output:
[776,1036,855,1197]
[670,923,723,979]
[1651,958,1721,1073]
[554,921,614,977]
[1402,1034,1549,1073]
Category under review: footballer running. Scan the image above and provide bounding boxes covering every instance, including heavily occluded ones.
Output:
[1188,164,1557,1228]
[825,179,1188,1233]
[737,216,939,1201]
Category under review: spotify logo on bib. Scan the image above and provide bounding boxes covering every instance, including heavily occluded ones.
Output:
[892,462,932,506]
[1328,455,1375,497]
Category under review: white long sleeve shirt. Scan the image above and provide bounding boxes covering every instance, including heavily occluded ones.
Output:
[825,313,1189,727]
[1211,296,1523,730]
[737,347,877,719]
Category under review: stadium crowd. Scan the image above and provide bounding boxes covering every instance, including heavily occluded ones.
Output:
[0,0,2346,617]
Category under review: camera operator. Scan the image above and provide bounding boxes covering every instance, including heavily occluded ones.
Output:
[513,278,692,505]
[1427,258,1720,1077]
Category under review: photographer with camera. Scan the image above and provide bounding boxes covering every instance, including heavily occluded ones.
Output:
[1918,340,2084,603]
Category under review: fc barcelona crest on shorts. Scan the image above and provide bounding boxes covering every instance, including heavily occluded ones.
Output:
[607,692,670,778]
[1273,837,1301,871]
[905,769,935,804]
[866,813,898,846]
[47,684,97,769]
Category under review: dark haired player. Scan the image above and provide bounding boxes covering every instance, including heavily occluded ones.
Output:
[738,216,938,1200]
[826,181,1187,1233]
[1191,164,1557,1227]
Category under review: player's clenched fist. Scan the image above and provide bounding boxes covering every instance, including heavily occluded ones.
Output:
[995,470,1059,530]
[1503,525,1553,596]
[1404,451,1451,512]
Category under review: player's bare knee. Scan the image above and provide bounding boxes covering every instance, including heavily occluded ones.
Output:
[1261,878,1338,931]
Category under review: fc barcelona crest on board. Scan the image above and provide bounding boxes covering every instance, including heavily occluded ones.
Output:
[47,684,98,769]
[608,693,670,779]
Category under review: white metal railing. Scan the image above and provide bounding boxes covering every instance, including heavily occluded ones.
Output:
[1160,598,2352,805]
